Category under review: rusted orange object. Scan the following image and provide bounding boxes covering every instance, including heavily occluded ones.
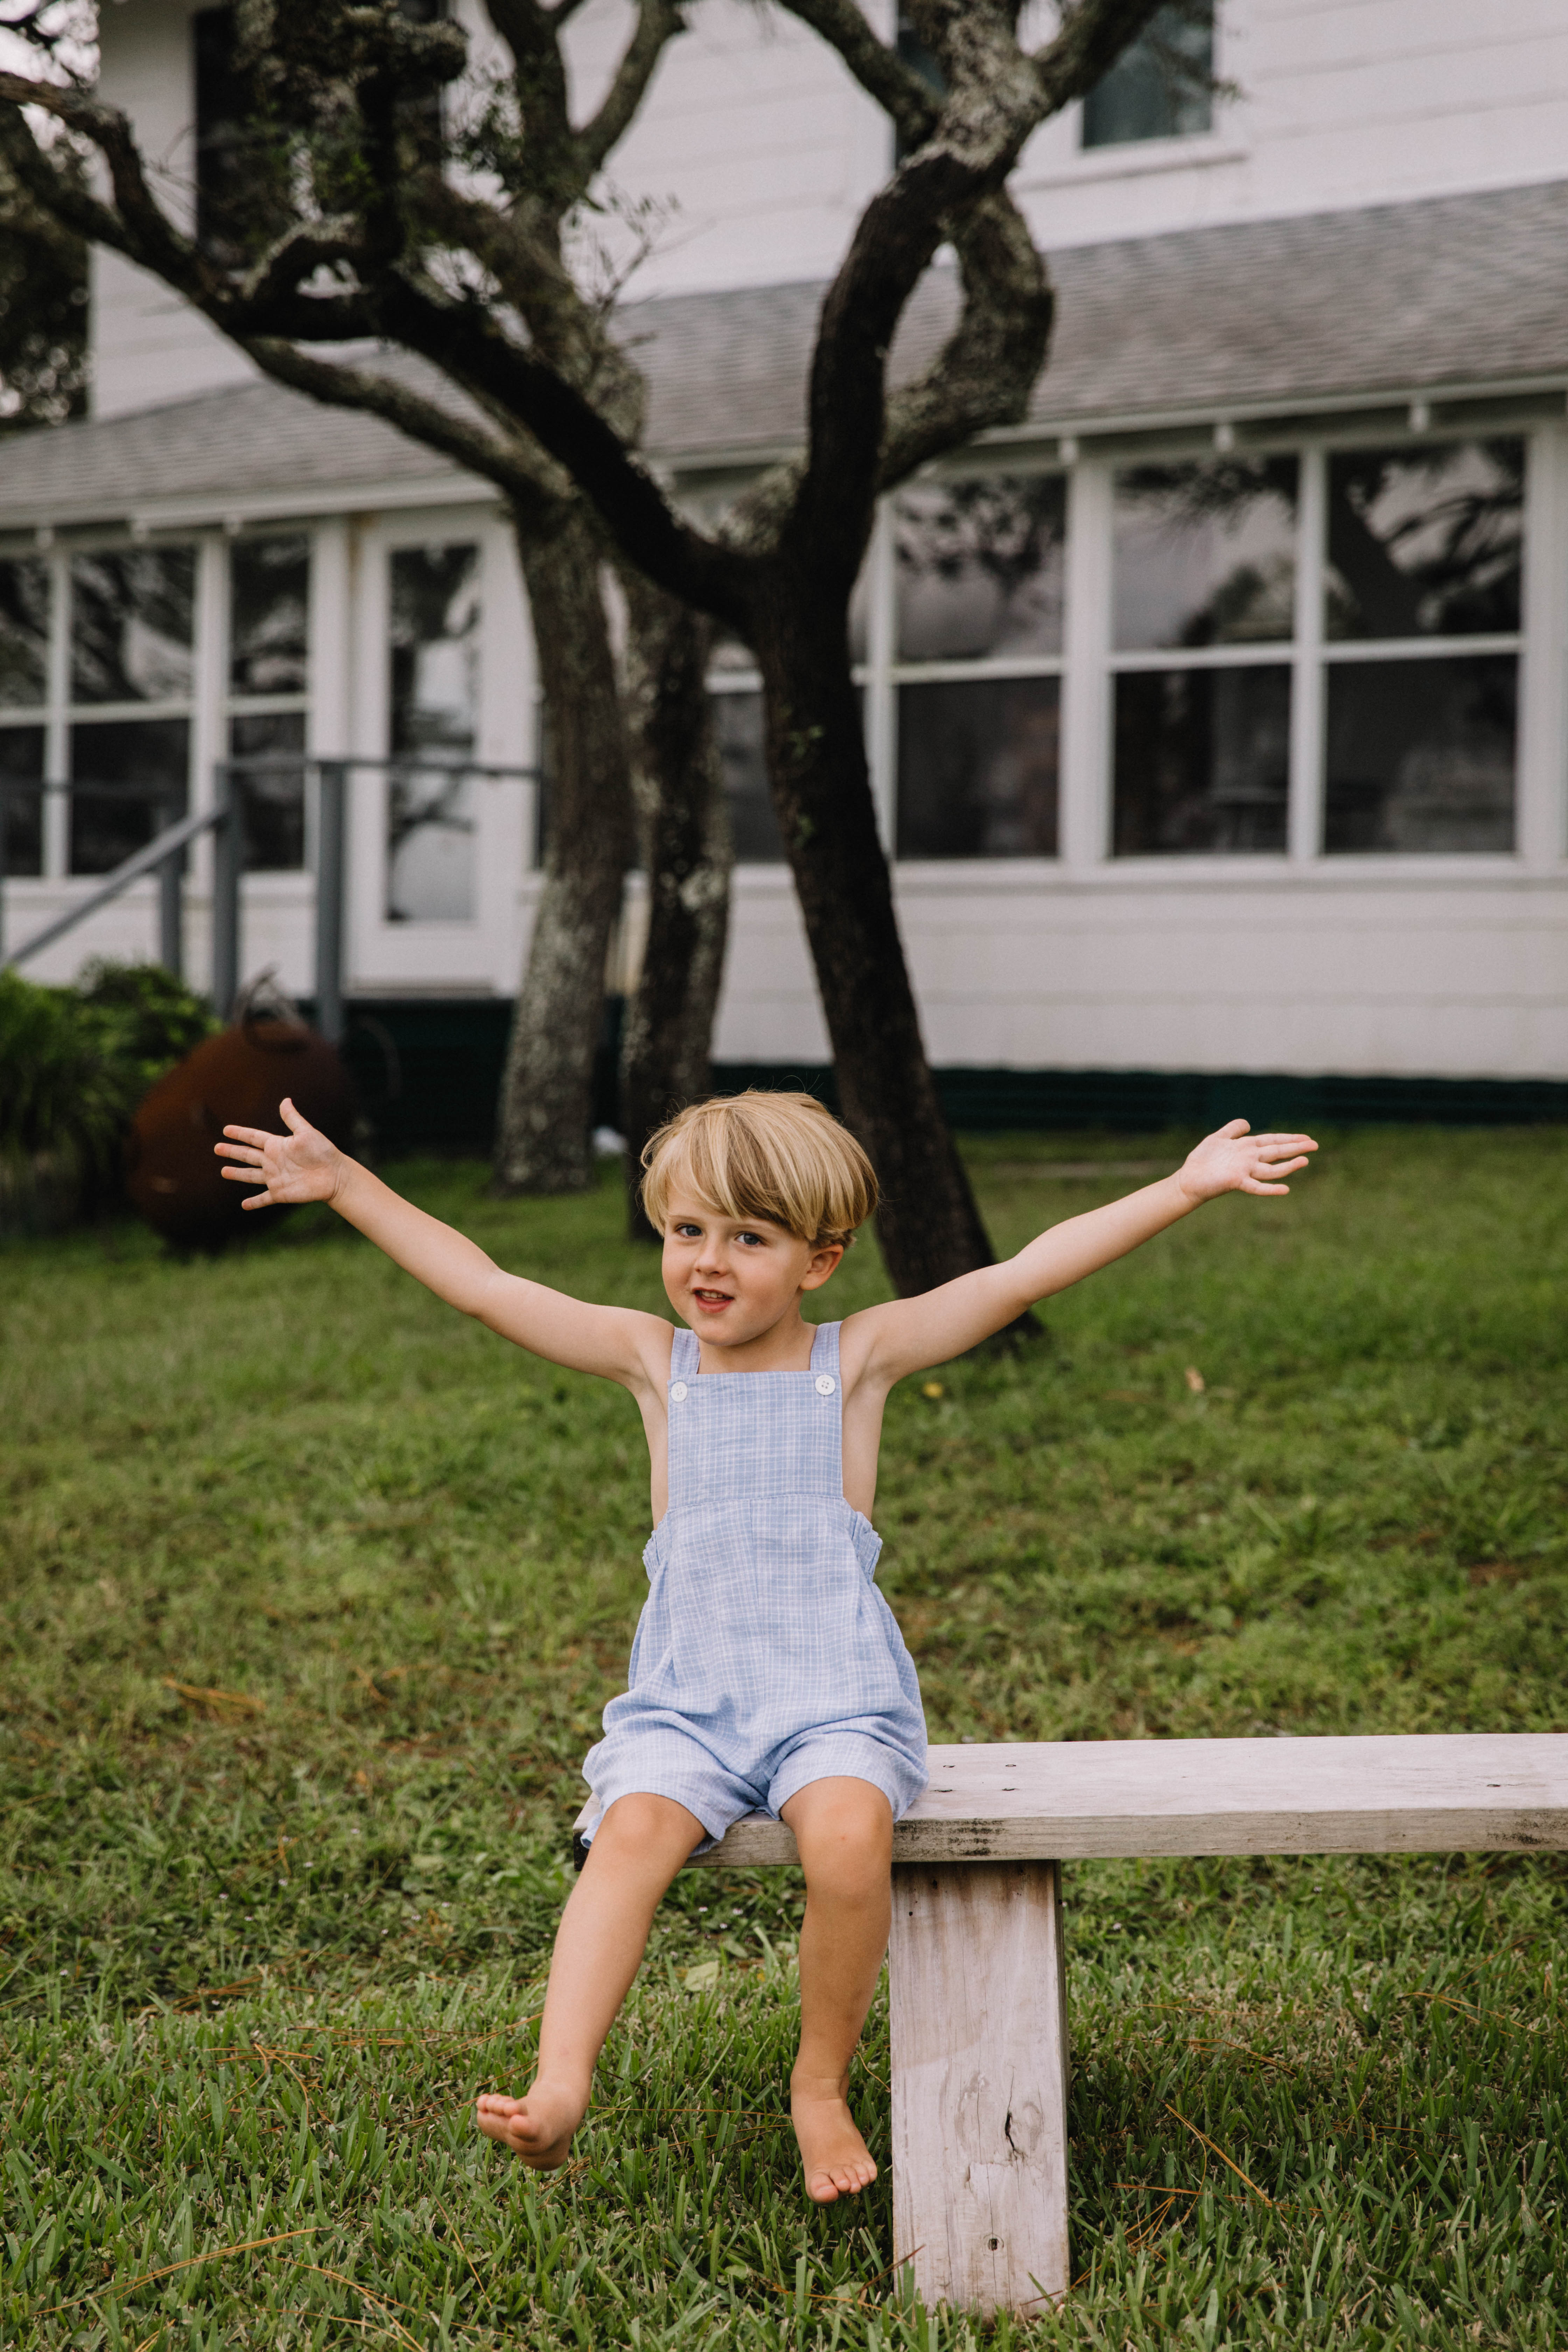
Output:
[126,1016,356,1247]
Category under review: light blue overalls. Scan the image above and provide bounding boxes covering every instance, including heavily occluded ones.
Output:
[582,1321,929,1848]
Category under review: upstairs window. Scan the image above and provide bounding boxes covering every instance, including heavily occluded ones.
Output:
[1082,2,1213,149]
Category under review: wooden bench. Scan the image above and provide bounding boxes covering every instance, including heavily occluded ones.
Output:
[580,1733,1568,2316]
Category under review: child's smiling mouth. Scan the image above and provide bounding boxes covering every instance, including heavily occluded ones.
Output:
[692,1288,733,1311]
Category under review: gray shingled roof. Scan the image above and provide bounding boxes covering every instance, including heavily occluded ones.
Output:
[1,178,1563,530]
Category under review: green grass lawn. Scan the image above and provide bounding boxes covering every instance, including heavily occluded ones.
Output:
[2,1127,1565,2350]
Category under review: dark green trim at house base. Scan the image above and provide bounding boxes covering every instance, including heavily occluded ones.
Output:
[321,999,1568,1154]
[711,1063,1568,1134]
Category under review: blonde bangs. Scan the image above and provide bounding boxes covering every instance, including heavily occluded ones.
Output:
[640,1091,877,1248]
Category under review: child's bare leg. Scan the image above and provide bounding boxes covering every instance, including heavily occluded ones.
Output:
[477,1792,702,2167]
[777,1777,893,2204]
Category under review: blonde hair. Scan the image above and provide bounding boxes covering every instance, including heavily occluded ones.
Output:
[640,1091,877,1251]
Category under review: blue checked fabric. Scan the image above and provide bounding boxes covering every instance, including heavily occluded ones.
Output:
[582,1321,929,1846]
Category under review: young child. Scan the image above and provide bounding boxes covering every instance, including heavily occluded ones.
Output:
[216,1089,1315,2203]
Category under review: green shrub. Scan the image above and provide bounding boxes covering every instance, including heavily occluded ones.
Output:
[0,959,217,1231]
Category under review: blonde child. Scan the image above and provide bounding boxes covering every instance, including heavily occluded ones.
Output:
[216,1090,1314,2203]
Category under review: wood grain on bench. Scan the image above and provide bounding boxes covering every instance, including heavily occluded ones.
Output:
[678,1734,1568,1867]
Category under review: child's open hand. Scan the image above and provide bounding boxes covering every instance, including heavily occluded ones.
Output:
[215,1097,345,1209]
[1176,1118,1317,1204]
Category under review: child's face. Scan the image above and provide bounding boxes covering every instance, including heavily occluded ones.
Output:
[661,1195,844,1345]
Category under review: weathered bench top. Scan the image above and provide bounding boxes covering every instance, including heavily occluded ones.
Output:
[665,1732,1568,1865]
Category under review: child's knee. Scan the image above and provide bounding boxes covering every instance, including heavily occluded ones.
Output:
[590,1792,705,1869]
[788,1782,894,1893]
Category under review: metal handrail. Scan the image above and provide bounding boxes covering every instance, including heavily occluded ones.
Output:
[0,754,538,1041]
[1,802,219,970]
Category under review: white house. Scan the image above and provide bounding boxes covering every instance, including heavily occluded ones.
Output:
[2,0,1567,1135]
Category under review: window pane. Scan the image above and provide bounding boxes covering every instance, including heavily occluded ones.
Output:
[388,545,480,922]
[895,475,1065,662]
[1113,666,1290,855]
[1114,458,1297,650]
[714,690,784,862]
[70,548,196,704]
[391,544,479,756]
[0,727,44,876]
[1083,1,1213,147]
[230,536,309,695]
[897,677,1059,859]
[1326,440,1523,642]
[69,717,189,874]
[387,768,477,921]
[0,557,49,707]
[230,711,306,871]
[1324,656,1515,853]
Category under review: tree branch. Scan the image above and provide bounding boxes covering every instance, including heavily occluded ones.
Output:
[234,218,366,316]
[781,0,1166,576]
[362,272,751,626]
[876,187,1050,491]
[239,333,566,533]
[1032,0,1171,112]
[579,0,686,176]
[0,70,204,294]
[781,0,939,149]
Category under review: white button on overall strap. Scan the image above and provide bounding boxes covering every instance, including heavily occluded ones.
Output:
[815,1373,836,1395]
[670,1381,688,1401]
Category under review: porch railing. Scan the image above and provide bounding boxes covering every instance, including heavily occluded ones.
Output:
[0,756,536,1045]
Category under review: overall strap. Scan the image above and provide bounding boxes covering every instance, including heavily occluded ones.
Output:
[670,1326,700,1379]
[808,1320,842,1374]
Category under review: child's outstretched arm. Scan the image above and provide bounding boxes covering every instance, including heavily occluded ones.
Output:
[215,1098,664,1382]
[852,1120,1317,1384]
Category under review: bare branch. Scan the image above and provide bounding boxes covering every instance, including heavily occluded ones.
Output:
[780,0,939,148]
[579,0,685,176]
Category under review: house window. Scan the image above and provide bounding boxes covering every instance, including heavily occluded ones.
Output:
[892,473,1065,860]
[387,542,481,921]
[228,534,310,871]
[1082,2,1213,148]
[67,546,196,874]
[1111,457,1296,855]
[0,555,49,877]
[1322,440,1522,852]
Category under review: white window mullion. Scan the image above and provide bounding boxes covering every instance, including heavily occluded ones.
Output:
[864,499,896,853]
[43,543,70,878]
[1516,423,1567,868]
[1058,456,1112,868]
[1289,444,1326,863]
[191,534,229,909]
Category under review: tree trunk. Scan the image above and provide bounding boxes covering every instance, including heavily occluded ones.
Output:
[754,573,1004,1302]
[492,509,635,1195]
[617,569,733,1240]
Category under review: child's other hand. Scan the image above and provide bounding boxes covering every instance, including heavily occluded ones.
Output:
[1176,1118,1317,1204]
[215,1097,345,1209]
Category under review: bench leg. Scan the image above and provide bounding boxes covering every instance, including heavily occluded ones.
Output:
[888,1858,1069,2318]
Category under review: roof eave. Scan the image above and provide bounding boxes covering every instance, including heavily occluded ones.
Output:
[4,369,1565,541]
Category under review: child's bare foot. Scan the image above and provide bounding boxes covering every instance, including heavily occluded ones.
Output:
[475,2078,585,2169]
[790,2072,878,2203]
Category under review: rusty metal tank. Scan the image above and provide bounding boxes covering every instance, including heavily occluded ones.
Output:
[125,989,356,1248]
